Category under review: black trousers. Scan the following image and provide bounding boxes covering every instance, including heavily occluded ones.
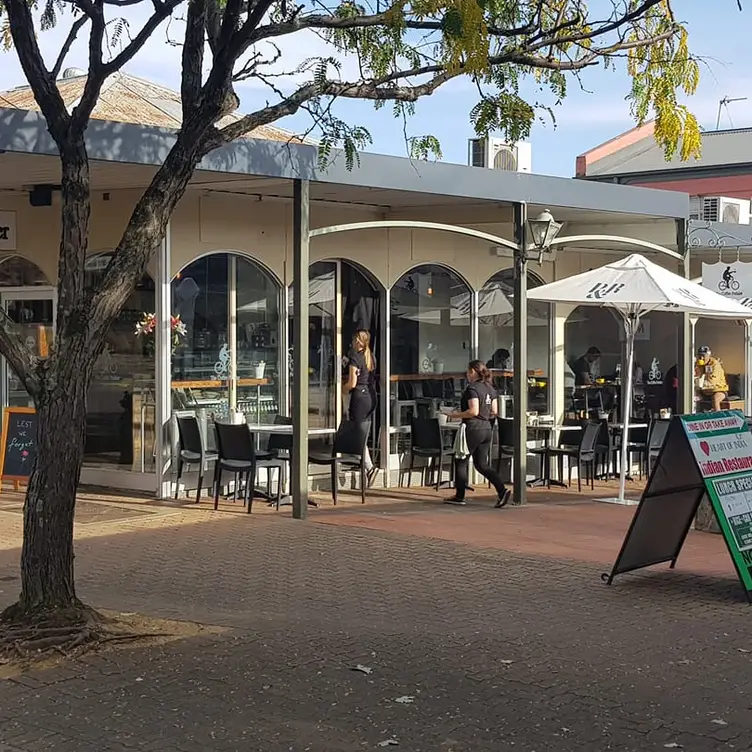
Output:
[454,425,507,501]
[349,387,376,422]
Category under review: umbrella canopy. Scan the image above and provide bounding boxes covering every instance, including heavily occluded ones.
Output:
[527,253,752,318]
[528,253,752,504]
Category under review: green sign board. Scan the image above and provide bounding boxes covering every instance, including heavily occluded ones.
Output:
[605,410,752,600]
[680,411,752,593]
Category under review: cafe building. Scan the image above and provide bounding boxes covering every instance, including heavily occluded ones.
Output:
[0,72,692,501]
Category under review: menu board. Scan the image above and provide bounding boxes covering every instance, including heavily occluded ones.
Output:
[0,407,37,484]
[605,410,752,599]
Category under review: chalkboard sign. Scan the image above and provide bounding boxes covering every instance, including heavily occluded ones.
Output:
[0,407,37,484]
[604,410,752,601]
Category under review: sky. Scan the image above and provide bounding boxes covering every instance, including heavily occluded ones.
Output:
[0,2,749,177]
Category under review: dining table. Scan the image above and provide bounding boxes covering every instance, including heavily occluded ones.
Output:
[245,423,337,507]
[527,424,583,488]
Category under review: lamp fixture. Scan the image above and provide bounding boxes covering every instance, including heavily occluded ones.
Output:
[527,209,562,251]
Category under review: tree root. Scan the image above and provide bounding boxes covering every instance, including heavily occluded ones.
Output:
[0,603,176,670]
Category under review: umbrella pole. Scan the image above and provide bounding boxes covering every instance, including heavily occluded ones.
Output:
[618,314,638,503]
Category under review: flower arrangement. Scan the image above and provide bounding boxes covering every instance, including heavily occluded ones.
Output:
[135,313,187,354]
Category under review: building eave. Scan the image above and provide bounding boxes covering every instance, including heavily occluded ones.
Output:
[0,106,689,219]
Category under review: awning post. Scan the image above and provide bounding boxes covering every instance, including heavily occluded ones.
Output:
[512,202,528,504]
[292,179,310,519]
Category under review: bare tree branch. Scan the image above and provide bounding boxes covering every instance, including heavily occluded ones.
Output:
[181,0,207,120]
[104,0,184,74]
[72,0,107,129]
[0,315,42,398]
[2,0,71,142]
[50,14,89,79]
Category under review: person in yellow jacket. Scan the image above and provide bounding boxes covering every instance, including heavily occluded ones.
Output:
[695,346,728,412]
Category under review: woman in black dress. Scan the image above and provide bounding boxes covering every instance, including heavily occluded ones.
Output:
[345,329,377,485]
[446,360,511,508]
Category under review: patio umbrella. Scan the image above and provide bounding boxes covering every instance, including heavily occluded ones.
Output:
[528,253,752,504]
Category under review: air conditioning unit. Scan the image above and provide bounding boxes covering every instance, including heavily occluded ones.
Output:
[467,137,532,173]
[689,196,702,220]
[699,196,751,224]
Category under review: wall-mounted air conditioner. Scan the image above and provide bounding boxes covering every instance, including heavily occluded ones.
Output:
[700,196,751,224]
[467,137,532,173]
[689,196,702,220]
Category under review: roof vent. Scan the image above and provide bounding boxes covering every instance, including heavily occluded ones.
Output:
[61,68,86,79]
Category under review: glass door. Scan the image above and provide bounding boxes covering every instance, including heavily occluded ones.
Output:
[1,288,56,408]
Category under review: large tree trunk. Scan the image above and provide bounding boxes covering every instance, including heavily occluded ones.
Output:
[15,339,93,617]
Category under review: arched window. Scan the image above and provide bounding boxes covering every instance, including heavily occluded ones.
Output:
[171,252,281,429]
[82,252,155,471]
[479,269,551,412]
[0,255,50,286]
[389,265,471,435]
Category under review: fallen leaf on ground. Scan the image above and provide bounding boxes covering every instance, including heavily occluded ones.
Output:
[664,744,682,749]
[394,696,415,704]
[353,664,373,674]
[377,739,399,747]
[711,719,728,726]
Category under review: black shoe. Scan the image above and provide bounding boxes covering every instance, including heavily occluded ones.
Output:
[444,497,466,506]
[494,489,512,508]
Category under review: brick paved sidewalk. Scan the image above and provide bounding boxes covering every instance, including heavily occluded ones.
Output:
[0,493,749,751]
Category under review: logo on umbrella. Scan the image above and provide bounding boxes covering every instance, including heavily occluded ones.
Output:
[585,282,625,300]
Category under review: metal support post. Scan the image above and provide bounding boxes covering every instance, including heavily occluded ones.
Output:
[512,203,528,504]
[292,180,310,519]
[677,219,693,414]
[155,223,172,499]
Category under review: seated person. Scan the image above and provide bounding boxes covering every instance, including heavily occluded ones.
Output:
[663,364,678,414]
[695,346,728,412]
[571,346,601,386]
[486,348,510,371]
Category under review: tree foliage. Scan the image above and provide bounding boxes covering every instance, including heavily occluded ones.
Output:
[1,0,704,164]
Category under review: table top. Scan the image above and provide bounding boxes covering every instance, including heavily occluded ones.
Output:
[245,424,336,436]
[529,424,582,432]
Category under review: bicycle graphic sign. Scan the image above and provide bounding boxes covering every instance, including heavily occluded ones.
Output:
[702,261,752,303]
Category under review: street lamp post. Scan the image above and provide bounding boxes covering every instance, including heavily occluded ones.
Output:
[512,207,562,505]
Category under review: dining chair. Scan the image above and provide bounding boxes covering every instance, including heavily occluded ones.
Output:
[175,414,218,503]
[308,419,370,504]
[401,417,454,490]
[544,420,601,491]
[213,422,258,513]
[645,419,671,476]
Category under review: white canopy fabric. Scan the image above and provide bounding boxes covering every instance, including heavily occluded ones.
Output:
[528,253,752,504]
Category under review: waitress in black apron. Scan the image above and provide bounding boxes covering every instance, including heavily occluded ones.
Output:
[446,359,511,508]
[345,329,378,485]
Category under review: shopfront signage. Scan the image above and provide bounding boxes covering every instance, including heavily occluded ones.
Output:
[604,411,752,600]
[0,407,37,487]
[702,261,752,307]
[0,211,16,252]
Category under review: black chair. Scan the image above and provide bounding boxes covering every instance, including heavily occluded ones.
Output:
[175,414,218,503]
[494,418,515,477]
[262,415,293,509]
[544,420,601,491]
[613,423,649,480]
[213,422,257,513]
[308,419,370,504]
[401,418,455,491]
[645,419,671,476]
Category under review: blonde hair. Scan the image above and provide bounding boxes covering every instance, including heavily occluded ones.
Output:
[353,330,374,371]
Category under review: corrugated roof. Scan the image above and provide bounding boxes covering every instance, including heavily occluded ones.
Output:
[585,127,752,178]
[0,71,313,144]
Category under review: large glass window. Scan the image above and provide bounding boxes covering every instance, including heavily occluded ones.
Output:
[288,260,381,434]
[83,253,155,470]
[171,253,281,443]
[478,269,551,414]
[565,307,680,420]
[390,265,471,447]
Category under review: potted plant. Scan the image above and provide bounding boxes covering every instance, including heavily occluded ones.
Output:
[135,313,187,355]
